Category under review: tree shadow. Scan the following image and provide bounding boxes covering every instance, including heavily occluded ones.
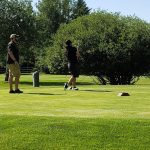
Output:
[136,84,150,85]
[25,92,65,96]
[20,81,94,86]
[80,89,112,93]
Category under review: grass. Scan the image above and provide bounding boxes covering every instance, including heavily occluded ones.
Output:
[0,74,150,150]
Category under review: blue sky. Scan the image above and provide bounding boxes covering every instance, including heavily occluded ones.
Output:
[32,0,150,23]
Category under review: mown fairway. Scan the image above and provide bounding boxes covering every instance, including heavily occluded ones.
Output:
[0,74,150,150]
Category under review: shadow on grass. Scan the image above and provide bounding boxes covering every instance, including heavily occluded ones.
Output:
[20,81,94,86]
[25,93,65,96]
[80,89,112,92]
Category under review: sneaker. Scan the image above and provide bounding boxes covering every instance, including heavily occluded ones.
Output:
[9,90,15,94]
[72,87,79,90]
[68,87,72,90]
[64,83,68,90]
[14,89,23,93]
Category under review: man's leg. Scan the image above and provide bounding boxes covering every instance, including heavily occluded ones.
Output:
[64,75,73,90]
[68,76,74,86]
[72,63,79,89]
[13,64,23,93]
[72,77,76,87]
[9,73,13,91]
[15,75,20,90]
[8,64,15,93]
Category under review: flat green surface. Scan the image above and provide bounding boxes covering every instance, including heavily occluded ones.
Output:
[0,74,150,150]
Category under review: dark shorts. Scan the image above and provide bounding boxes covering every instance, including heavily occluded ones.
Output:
[68,62,80,77]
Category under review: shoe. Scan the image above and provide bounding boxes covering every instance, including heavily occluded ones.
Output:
[72,87,79,90]
[64,83,68,90]
[68,87,72,90]
[15,89,23,93]
[9,90,15,94]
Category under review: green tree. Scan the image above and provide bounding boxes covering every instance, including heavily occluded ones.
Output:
[35,0,90,69]
[0,0,37,66]
[36,0,61,44]
[36,0,90,44]
[45,11,150,84]
[71,0,90,19]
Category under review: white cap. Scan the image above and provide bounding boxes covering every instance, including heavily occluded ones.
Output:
[10,34,19,39]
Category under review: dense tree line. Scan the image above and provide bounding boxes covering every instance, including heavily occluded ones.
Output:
[34,0,90,68]
[0,0,36,66]
[45,12,150,84]
[36,0,90,44]
[0,0,150,84]
[0,0,90,67]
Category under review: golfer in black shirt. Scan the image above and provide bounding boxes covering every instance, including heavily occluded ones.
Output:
[64,40,80,90]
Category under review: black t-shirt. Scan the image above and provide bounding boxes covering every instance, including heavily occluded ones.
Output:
[66,46,78,63]
[7,42,19,64]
